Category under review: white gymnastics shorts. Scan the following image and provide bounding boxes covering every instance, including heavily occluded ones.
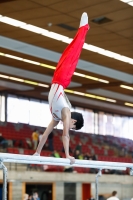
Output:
[48,83,71,121]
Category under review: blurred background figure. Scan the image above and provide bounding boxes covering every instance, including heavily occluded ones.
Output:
[31,192,40,200]
[48,131,54,151]
[107,191,119,200]
[75,142,82,154]
[23,193,29,200]
[89,196,95,200]
[28,194,33,200]
[0,133,8,149]
[74,150,80,159]
[99,195,105,200]
[51,150,60,158]
[84,152,91,160]
[32,130,39,150]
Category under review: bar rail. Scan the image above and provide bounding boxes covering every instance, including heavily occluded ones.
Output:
[0,153,133,170]
[0,153,133,200]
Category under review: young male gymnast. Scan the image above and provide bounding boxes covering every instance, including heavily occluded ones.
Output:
[34,12,90,164]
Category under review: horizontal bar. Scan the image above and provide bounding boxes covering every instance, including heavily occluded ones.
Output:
[0,159,126,170]
[0,153,132,171]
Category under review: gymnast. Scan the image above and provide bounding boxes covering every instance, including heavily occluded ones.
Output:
[34,12,90,164]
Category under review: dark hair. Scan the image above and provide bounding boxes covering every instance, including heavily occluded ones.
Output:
[71,112,84,130]
[112,191,117,196]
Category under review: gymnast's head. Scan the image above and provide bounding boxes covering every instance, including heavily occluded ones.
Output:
[70,112,84,130]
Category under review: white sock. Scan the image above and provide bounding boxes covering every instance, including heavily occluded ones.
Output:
[79,12,88,28]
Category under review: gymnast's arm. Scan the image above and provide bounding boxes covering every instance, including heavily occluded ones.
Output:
[34,118,59,155]
[62,108,75,164]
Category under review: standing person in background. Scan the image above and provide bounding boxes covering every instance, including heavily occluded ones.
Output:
[23,193,29,200]
[51,150,60,158]
[84,152,91,160]
[91,152,97,161]
[107,191,119,200]
[33,12,89,164]
[74,150,80,159]
[0,133,8,149]
[28,194,32,200]
[32,192,40,200]
[48,131,54,151]
[75,142,82,154]
[32,130,39,150]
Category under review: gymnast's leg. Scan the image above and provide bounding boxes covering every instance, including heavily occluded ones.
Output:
[52,12,90,89]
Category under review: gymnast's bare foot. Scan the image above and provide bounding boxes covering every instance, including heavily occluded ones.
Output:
[79,12,88,28]
[33,152,40,156]
[67,155,75,164]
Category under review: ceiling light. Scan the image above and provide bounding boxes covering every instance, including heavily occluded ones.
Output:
[83,43,91,50]
[64,89,74,94]
[73,91,85,96]
[65,89,116,103]
[0,73,49,88]
[24,80,38,85]
[97,49,107,56]
[104,51,120,59]
[41,29,51,37]
[0,74,9,79]
[0,14,133,65]
[74,72,85,77]
[0,16,26,27]
[106,98,116,103]
[0,52,109,83]
[61,37,72,44]
[42,30,73,44]
[0,52,5,56]
[128,1,133,5]
[23,59,40,65]
[120,0,133,6]
[83,44,99,52]
[98,79,109,83]
[85,93,96,98]
[48,32,66,41]
[5,54,23,61]
[38,83,49,88]
[120,0,131,2]
[9,77,24,82]
[84,44,133,65]
[96,96,106,100]
[20,24,44,34]
[85,75,98,81]
[40,63,55,69]
[125,102,133,107]
[120,85,133,90]
[74,72,109,83]
[120,56,133,64]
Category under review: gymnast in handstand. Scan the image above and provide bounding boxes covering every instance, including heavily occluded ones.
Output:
[34,12,90,164]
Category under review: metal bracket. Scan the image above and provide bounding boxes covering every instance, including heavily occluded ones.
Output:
[0,161,7,200]
[0,159,4,163]
[95,169,102,200]
[130,168,133,176]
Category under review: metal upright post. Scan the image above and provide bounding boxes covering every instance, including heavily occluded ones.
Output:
[130,168,133,176]
[95,169,102,200]
[0,161,7,200]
